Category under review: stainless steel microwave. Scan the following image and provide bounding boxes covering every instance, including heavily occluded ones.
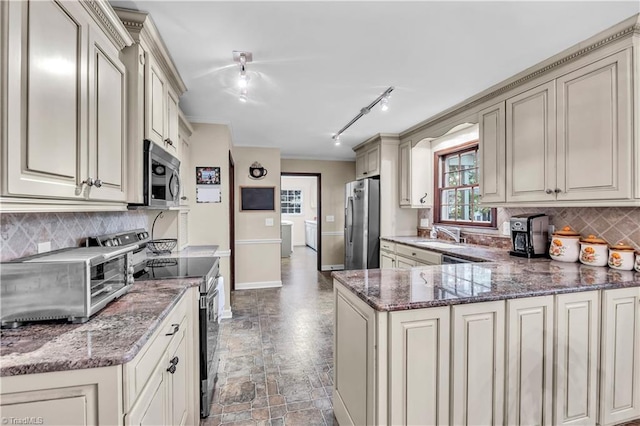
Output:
[135,139,181,208]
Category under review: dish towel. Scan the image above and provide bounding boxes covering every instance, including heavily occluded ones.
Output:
[216,276,225,323]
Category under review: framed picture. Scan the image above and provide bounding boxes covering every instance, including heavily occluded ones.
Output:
[196,166,221,185]
[241,186,275,211]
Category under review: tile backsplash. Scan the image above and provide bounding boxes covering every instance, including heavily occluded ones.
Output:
[0,211,149,261]
[420,207,640,250]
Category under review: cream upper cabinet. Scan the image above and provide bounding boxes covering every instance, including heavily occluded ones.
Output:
[389,307,450,426]
[398,139,432,208]
[554,291,600,426]
[556,49,633,201]
[147,54,167,147]
[166,90,180,157]
[2,0,130,207]
[599,287,640,426]
[506,81,557,203]
[452,300,505,426]
[178,111,193,207]
[506,296,554,426]
[478,102,506,203]
[355,143,380,179]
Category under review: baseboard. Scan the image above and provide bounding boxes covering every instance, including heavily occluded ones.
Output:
[220,308,233,320]
[322,264,344,271]
[235,280,283,290]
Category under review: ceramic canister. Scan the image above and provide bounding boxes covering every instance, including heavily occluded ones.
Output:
[608,241,636,271]
[579,235,609,267]
[549,226,580,262]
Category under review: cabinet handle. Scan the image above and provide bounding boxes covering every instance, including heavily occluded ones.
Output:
[167,364,176,374]
[363,172,368,175]
[93,179,102,188]
[412,252,417,256]
[420,193,428,204]
[170,356,179,366]
[166,323,180,336]
[545,189,553,194]
[165,138,174,146]
[181,196,188,200]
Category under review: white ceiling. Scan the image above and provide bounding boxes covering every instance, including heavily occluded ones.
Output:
[109,1,639,160]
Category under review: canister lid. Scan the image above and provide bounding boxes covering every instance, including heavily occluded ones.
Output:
[553,226,580,238]
[580,235,608,245]
[609,241,635,251]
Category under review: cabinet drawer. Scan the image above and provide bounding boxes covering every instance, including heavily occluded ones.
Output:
[396,244,441,265]
[380,240,395,252]
[124,292,189,409]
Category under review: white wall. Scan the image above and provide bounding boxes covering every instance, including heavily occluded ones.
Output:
[281,176,317,246]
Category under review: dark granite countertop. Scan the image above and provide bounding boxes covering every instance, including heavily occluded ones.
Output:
[0,278,200,377]
[380,236,515,262]
[333,237,640,312]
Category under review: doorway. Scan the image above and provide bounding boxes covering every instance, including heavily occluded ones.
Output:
[280,173,322,272]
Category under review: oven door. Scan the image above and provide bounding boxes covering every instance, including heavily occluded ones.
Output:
[200,281,219,418]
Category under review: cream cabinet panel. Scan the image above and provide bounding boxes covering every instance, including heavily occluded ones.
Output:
[396,256,415,269]
[355,151,367,179]
[366,146,380,176]
[599,287,640,426]
[399,140,433,208]
[380,250,396,269]
[554,291,599,426]
[389,307,450,426]
[333,285,377,426]
[5,0,88,199]
[88,27,127,202]
[355,143,380,179]
[506,81,556,202]
[126,365,167,426]
[506,296,554,426]
[556,49,633,201]
[478,102,506,203]
[452,300,505,426]
[147,55,166,146]
[165,90,180,157]
[168,326,189,426]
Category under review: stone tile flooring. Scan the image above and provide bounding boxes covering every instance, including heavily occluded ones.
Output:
[202,247,335,426]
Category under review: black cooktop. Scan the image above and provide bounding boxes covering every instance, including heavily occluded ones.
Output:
[135,256,217,281]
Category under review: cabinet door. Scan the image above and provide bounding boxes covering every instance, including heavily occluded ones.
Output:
[87,26,127,202]
[168,328,189,426]
[366,146,380,176]
[554,291,599,426]
[126,364,167,426]
[380,251,396,269]
[165,90,179,157]
[556,49,633,201]
[452,300,505,426]
[506,81,556,202]
[5,0,88,199]
[600,287,640,426]
[396,256,415,269]
[146,55,166,146]
[506,296,554,426]
[179,136,190,206]
[398,141,411,206]
[355,151,367,179]
[478,102,506,203]
[333,284,377,426]
[389,307,450,426]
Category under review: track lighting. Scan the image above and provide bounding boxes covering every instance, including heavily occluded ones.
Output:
[331,86,394,144]
[233,50,253,102]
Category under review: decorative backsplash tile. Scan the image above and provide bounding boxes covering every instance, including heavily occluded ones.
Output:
[0,211,149,261]
[420,207,640,250]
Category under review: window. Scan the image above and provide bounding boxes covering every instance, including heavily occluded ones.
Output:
[434,143,496,227]
[281,189,302,214]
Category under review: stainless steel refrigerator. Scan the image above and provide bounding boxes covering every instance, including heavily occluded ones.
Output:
[344,178,380,270]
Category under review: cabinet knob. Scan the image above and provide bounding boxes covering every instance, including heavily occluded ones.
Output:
[554,188,561,193]
[167,364,176,374]
[545,189,553,194]
[170,356,179,366]
[93,179,102,188]
[82,177,95,187]
[165,138,174,146]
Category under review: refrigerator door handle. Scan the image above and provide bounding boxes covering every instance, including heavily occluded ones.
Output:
[347,196,354,243]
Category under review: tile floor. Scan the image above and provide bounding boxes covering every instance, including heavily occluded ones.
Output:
[202,247,335,426]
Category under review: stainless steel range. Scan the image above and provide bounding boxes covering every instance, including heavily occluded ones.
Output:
[89,229,221,418]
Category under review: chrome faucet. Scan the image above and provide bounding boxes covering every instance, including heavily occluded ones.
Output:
[430,226,462,243]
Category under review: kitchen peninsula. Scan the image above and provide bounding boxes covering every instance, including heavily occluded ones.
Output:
[332,241,640,426]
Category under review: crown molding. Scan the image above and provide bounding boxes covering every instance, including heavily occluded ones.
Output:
[114,7,187,96]
[81,0,133,50]
[400,13,640,141]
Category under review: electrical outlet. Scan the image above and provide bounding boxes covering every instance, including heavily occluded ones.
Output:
[326,215,335,223]
[37,241,51,253]
[265,218,274,227]
[502,222,510,236]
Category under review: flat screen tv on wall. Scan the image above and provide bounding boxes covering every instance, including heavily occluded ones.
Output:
[240,186,275,211]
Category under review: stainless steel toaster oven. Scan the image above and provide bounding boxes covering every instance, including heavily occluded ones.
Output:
[1,246,136,328]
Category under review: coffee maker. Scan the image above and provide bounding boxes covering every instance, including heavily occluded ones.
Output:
[509,214,549,258]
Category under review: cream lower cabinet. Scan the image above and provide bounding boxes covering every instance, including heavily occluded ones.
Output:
[452,300,505,426]
[554,291,600,426]
[380,250,396,268]
[599,287,640,426]
[388,307,449,426]
[506,296,554,425]
[2,0,129,206]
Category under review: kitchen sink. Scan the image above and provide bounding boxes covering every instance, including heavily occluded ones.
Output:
[415,241,460,250]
